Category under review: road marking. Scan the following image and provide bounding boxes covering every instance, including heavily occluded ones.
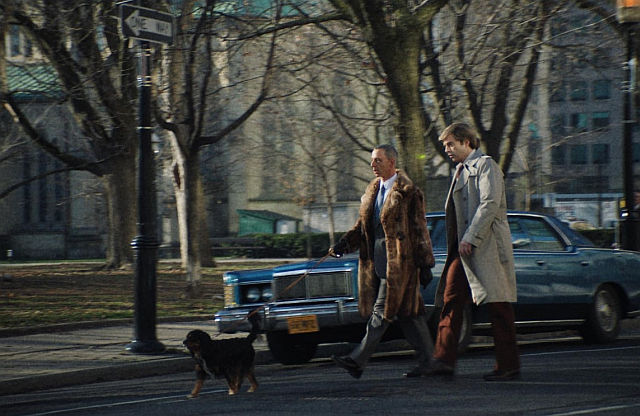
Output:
[544,403,640,415]
[521,344,640,357]
[22,389,226,416]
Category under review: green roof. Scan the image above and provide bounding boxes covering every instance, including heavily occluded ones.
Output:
[237,209,300,222]
[214,0,319,17]
[6,64,63,102]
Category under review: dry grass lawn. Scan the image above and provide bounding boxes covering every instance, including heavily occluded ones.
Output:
[0,260,287,329]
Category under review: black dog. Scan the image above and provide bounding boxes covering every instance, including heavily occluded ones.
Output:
[183,314,260,398]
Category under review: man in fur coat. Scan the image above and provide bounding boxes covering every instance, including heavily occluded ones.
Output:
[328,144,436,379]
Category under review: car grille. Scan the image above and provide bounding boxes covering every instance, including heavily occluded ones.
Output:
[273,271,353,301]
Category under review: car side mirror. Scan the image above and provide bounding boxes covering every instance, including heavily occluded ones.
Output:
[512,238,531,249]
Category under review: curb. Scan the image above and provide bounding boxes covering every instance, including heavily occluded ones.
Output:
[0,349,279,396]
[0,316,213,338]
[0,356,194,396]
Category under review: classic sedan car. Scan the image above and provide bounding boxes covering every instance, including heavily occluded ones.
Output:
[215,212,640,364]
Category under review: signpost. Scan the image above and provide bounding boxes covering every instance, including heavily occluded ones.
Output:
[120,3,173,354]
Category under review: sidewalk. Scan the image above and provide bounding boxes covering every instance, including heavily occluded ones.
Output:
[0,318,377,396]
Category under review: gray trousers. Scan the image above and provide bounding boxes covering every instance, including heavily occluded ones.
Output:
[349,277,434,369]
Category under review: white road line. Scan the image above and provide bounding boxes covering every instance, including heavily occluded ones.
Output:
[521,344,640,357]
[22,389,226,416]
[544,403,640,415]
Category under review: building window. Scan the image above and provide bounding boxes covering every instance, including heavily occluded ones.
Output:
[552,145,566,165]
[593,80,611,100]
[551,114,566,136]
[23,154,31,224]
[38,152,48,222]
[570,81,588,101]
[24,37,33,57]
[570,145,588,164]
[550,17,568,37]
[550,82,566,102]
[592,143,609,164]
[10,25,21,57]
[592,112,610,130]
[571,113,588,131]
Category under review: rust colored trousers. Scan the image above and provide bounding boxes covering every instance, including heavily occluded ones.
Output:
[433,255,520,372]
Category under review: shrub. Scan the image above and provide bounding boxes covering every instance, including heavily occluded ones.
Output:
[253,232,346,258]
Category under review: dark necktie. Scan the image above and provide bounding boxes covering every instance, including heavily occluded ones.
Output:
[375,184,386,218]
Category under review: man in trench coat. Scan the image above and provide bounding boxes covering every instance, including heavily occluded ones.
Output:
[328,144,436,379]
[427,122,520,381]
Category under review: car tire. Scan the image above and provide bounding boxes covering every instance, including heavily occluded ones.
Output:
[266,331,318,365]
[428,304,472,354]
[580,284,621,344]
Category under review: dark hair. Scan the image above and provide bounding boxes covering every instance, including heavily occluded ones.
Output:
[374,144,398,161]
[438,122,480,149]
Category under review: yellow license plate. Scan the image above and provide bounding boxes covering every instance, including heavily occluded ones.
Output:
[286,315,319,334]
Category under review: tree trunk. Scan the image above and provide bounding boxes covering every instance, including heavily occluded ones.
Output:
[170,138,213,295]
[321,171,336,246]
[103,157,136,268]
[375,32,426,192]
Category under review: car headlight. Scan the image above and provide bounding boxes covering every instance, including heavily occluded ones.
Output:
[261,287,272,301]
[245,287,262,303]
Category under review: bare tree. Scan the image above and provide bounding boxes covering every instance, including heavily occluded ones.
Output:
[1,0,140,268]
[154,0,282,291]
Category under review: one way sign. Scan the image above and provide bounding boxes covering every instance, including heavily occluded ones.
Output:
[121,4,174,45]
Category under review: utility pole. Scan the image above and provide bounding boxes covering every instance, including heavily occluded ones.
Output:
[617,0,639,251]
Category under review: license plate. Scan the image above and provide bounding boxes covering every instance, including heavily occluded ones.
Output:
[286,315,319,334]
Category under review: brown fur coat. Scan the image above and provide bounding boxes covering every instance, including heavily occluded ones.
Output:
[339,170,435,320]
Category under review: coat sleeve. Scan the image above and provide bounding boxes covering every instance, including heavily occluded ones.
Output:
[411,189,435,269]
[462,158,504,247]
[338,218,364,254]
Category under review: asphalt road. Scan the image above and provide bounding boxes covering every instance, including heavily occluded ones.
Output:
[3,335,640,416]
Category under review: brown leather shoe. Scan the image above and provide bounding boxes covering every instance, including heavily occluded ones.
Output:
[331,355,363,379]
[483,369,521,381]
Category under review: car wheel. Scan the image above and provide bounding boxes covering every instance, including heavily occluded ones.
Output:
[266,331,318,365]
[428,304,472,354]
[580,285,621,344]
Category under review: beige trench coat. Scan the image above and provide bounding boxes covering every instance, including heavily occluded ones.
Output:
[435,149,517,307]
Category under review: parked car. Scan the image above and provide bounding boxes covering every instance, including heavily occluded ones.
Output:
[215,212,640,365]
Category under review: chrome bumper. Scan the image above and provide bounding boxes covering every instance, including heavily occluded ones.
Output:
[214,299,362,333]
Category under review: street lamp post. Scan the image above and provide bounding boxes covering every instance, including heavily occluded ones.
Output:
[617,0,640,251]
[119,2,173,354]
[125,40,165,354]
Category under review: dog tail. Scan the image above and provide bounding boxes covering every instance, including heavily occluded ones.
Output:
[246,312,261,344]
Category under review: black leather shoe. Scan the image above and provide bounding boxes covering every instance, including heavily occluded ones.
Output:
[405,360,454,377]
[331,355,363,379]
[404,365,429,378]
[483,369,520,381]
[424,359,455,376]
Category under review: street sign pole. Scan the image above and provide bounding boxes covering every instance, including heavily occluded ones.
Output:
[125,40,165,354]
[121,3,173,354]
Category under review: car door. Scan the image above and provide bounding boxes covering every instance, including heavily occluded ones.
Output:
[509,215,556,321]
[517,216,589,321]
